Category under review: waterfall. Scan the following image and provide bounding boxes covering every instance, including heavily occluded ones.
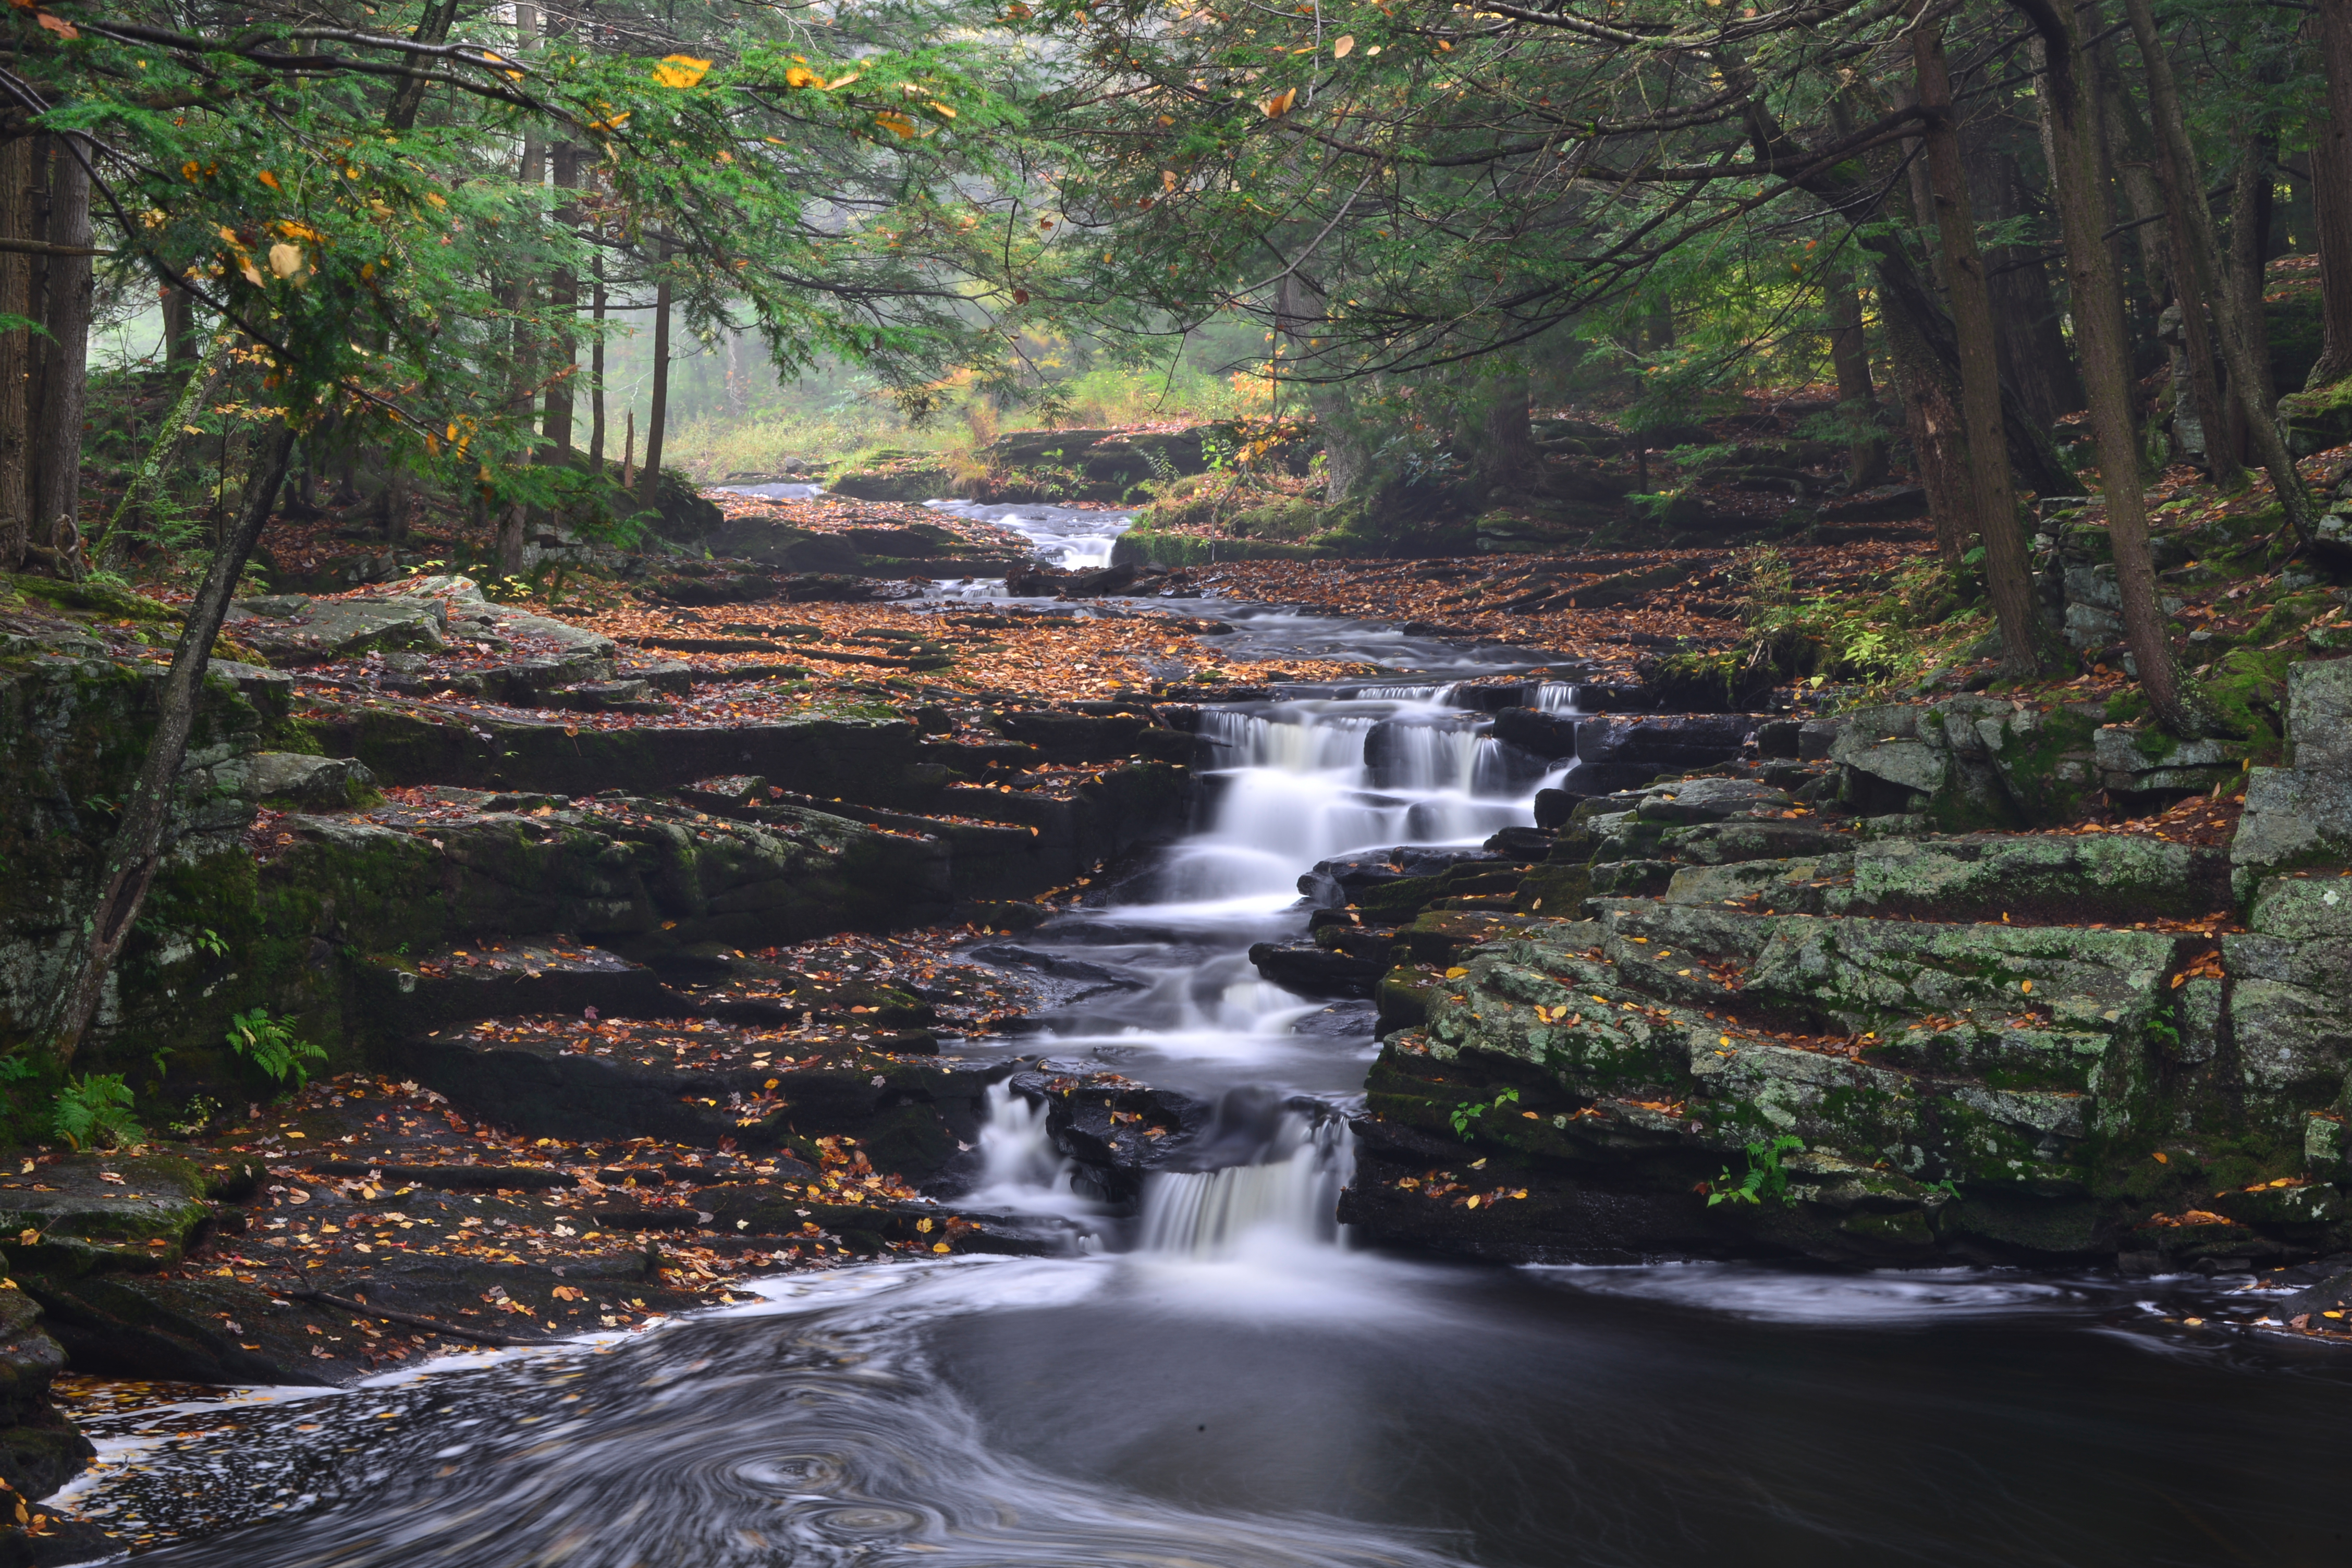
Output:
[1535,682,1582,714]
[1136,1114,1354,1259]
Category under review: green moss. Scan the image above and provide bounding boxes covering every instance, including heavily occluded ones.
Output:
[2199,646,2293,758]
[2,574,182,624]
[2104,688,2151,726]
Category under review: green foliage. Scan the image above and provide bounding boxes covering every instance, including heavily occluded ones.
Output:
[1450,1086,1520,1136]
[167,1095,224,1137]
[224,1008,328,1090]
[1707,1134,1804,1207]
[54,1074,146,1153]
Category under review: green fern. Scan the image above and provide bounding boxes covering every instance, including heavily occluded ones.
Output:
[225,1008,328,1088]
[54,1074,146,1152]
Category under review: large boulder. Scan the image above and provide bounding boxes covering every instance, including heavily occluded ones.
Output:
[2234,657,2352,891]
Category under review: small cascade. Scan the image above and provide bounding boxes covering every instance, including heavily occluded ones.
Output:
[966,1082,1096,1217]
[1136,1114,1354,1259]
[1535,682,1582,714]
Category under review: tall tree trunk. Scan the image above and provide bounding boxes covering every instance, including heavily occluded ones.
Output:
[1885,307,1970,566]
[386,0,464,131]
[2119,2,2243,492]
[2033,35,2143,463]
[38,422,299,1063]
[590,250,608,471]
[2128,0,2320,548]
[2308,0,2352,388]
[2015,0,2216,734]
[542,143,579,460]
[1974,141,2087,426]
[159,286,196,367]
[0,137,33,573]
[2097,46,2173,374]
[30,136,92,568]
[1825,270,1889,488]
[1475,370,1535,495]
[1772,99,2075,497]
[1916,16,2059,675]
[2220,72,2282,463]
[638,235,672,510]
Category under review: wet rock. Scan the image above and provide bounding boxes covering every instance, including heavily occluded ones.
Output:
[226,593,446,663]
[2234,658,2352,891]
[1636,777,1790,824]
[0,1284,93,1501]
[1247,939,1386,998]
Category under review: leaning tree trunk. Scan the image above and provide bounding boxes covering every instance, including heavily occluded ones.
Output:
[39,422,299,1063]
[2015,0,2218,735]
[2307,0,2352,388]
[1824,268,1889,488]
[30,135,92,571]
[1916,15,2059,675]
[2127,0,2319,548]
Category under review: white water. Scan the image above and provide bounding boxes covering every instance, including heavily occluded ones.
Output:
[961,685,1575,1255]
[924,498,1136,571]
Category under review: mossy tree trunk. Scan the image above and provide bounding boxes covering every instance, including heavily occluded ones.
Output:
[41,422,299,1064]
[2127,0,2318,548]
[30,136,91,571]
[2015,0,2219,735]
[1915,15,2059,675]
[2307,0,2352,389]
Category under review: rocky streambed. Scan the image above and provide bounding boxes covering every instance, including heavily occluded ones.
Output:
[2,501,2351,1564]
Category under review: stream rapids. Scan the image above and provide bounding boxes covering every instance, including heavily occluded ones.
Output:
[68,501,2352,1567]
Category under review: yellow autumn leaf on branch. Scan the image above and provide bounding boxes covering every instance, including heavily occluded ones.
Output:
[1259,87,1297,118]
[651,54,713,88]
[1332,34,1354,56]
[267,242,305,279]
[785,65,822,88]
[873,111,918,138]
[257,169,281,191]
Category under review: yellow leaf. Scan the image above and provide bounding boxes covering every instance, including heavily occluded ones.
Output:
[237,255,265,287]
[651,53,713,88]
[932,1241,951,1253]
[873,111,917,137]
[268,242,304,279]
[1259,87,1297,118]
[2020,979,2032,993]
[1332,33,1354,56]
[35,12,77,37]
[1444,966,1468,979]
[425,191,447,207]
[2152,1150,2169,1163]
[785,65,822,88]
[258,169,281,190]
[927,100,957,118]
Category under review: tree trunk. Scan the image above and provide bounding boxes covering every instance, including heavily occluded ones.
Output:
[1825,270,1889,488]
[0,137,33,573]
[638,236,672,510]
[159,286,196,367]
[2120,1,2243,492]
[1475,370,1535,495]
[2221,85,2281,462]
[93,341,225,569]
[1768,99,2075,497]
[2096,45,2173,373]
[2015,0,2216,735]
[541,143,579,461]
[38,422,299,1063]
[2127,0,2320,548]
[1916,16,2059,675]
[30,136,91,568]
[386,0,464,131]
[2308,0,2352,388]
[1970,130,2086,425]
[1885,280,1971,566]
[590,251,607,471]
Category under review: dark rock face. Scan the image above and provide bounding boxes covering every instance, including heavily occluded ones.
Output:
[1245,940,1387,998]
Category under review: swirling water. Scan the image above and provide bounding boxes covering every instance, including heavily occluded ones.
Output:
[70,567,2352,1566]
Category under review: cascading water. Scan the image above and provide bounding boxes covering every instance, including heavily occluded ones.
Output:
[959,686,1552,1236]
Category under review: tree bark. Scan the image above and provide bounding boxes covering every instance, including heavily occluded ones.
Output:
[39,422,299,1063]
[1825,270,1889,488]
[2096,46,2173,371]
[2127,0,2320,548]
[2220,68,2282,462]
[590,250,607,471]
[2308,0,2352,388]
[541,143,579,460]
[30,136,91,567]
[1475,370,1535,494]
[638,236,672,510]
[2014,0,2216,734]
[1916,17,2059,675]
[1768,100,2075,497]
[1977,148,2086,426]
[0,137,33,573]
[159,286,196,367]
[385,0,464,131]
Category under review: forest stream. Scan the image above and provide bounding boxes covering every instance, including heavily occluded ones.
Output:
[31,503,2352,1568]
